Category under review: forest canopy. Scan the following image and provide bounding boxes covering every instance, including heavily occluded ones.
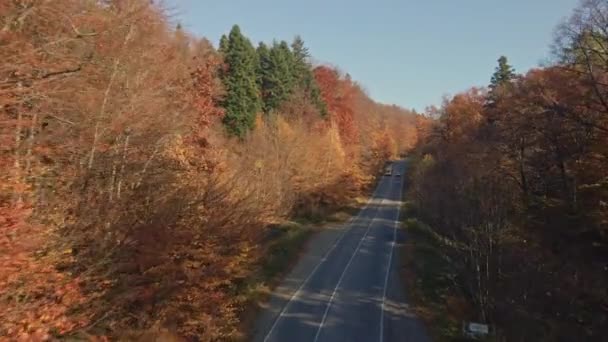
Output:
[0,2,418,340]
[408,0,608,339]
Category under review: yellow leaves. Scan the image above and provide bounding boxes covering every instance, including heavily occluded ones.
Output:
[276,116,295,139]
[254,114,265,129]
[163,134,189,165]
[254,159,264,171]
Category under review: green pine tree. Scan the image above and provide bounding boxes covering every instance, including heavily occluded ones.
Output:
[257,41,297,113]
[218,25,261,137]
[256,43,271,84]
[255,35,327,117]
[489,56,515,91]
[256,42,272,111]
[219,34,229,51]
[290,36,327,117]
[487,56,516,106]
[291,35,309,67]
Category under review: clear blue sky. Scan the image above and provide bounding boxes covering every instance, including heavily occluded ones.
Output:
[168,0,579,112]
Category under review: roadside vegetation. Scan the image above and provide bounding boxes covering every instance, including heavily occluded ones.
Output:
[405,1,608,340]
[400,171,468,341]
[0,1,419,340]
[234,221,313,340]
[401,215,464,341]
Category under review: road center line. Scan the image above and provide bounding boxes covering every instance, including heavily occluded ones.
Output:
[312,176,396,342]
[262,177,389,342]
[379,165,404,342]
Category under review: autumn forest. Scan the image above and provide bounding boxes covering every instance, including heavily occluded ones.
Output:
[1,0,607,341]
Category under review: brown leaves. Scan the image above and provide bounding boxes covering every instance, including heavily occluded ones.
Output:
[412,54,608,340]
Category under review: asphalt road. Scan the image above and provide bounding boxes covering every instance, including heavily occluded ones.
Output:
[254,160,430,342]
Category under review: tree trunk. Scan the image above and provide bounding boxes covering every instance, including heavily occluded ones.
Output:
[519,137,528,201]
[87,25,134,172]
[116,134,130,199]
[13,110,23,206]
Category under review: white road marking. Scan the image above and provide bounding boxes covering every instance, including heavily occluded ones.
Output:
[312,176,396,342]
[379,165,404,342]
[262,177,389,342]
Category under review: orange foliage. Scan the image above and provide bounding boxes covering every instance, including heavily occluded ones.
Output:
[0,1,422,340]
[313,66,359,147]
[437,88,485,144]
[0,0,227,340]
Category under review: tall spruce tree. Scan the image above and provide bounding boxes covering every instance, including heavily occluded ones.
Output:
[490,56,515,91]
[487,56,516,106]
[291,35,310,77]
[256,42,272,110]
[256,41,297,113]
[291,36,327,116]
[255,35,328,116]
[219,25,261,137]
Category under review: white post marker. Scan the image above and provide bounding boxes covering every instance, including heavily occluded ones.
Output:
[463,322,490,338]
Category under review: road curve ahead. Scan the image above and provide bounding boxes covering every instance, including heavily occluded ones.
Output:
[254,160,430,342]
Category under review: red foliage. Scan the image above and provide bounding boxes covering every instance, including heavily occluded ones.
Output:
[187,52,225,148]
[313,66,359,146]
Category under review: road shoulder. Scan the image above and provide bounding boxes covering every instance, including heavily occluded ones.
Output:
[250,223,347,342]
